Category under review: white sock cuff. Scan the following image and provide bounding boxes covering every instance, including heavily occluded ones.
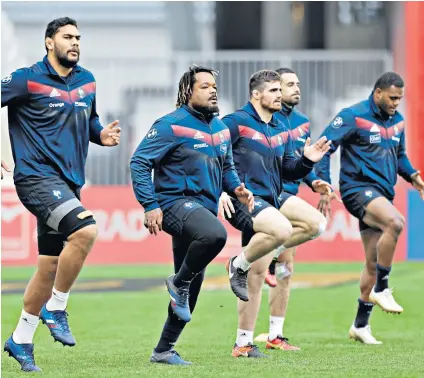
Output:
[21,310,39,326]
[52,287,70,301]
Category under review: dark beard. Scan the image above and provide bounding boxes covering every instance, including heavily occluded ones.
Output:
[55,48,79,69]
[192,104,219,121]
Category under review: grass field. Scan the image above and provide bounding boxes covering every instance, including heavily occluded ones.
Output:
[2,262,424,377]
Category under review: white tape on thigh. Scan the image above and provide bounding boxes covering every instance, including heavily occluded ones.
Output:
[276,262,291,280]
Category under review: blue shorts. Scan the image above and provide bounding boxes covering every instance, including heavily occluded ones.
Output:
[15,176,84,238]
[342,187,387,231]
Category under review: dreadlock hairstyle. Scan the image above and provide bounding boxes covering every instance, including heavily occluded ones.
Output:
[176,64,219,108]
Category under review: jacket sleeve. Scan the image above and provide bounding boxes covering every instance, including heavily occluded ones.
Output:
[314,109,356,184]
[1,69,28,108]
[89,95,104,145]
[281,135,316,181]
[397,130,417,183]
[130,121,177,211]
[222,138,242,194]
[221,114,241,145]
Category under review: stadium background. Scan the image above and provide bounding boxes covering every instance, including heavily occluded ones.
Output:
[1,1,423,264]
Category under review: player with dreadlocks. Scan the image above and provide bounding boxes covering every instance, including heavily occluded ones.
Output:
[130,65,254,365]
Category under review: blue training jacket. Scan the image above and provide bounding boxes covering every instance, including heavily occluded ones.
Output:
[130,105,241,215]
[221,102,315,208]
[315,93,417,200]
[275,104,320,195]
[1,56,104,188]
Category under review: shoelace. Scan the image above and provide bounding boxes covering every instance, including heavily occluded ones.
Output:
[276,335,291,343]
[175,287,190,307]
[18,344,35,363]
[236,268,249,286]
[54,311,70,332]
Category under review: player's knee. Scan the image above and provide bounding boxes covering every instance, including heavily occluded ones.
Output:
[309,214,327,240]
[386,215,405,236]
[200,224,227,251]
[365,260,377,275]
[270,223,293,246]
[68,224,98,251]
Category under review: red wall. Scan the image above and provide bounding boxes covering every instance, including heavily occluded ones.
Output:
[1,185,407,266]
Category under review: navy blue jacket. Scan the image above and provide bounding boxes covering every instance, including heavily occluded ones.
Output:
[130,105,241,215]
[275,104,319,195]
[1,56,103,188]
[315,93,417,200]
[222,102,315,208]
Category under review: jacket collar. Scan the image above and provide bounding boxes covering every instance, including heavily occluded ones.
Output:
[280,103,294,116]
[241,101,279,127]
[368,91,392,121]
[181,104,216,124]
[42,55,82,78]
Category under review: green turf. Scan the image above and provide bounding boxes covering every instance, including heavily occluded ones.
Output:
[2,262,424,377]
[1,262,371,282]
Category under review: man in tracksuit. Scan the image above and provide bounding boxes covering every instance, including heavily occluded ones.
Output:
[221,70,330,357]
[255,67,333,352]
[315,72,424,344]
[130,65,253,365]
[1,18,121,372]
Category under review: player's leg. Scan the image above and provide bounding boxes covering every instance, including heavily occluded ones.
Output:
[226,198,293,301]
[232,239,272,359]
[151,237,195,365]
[361,196,405,313]
[265,248,300,351]
[163,201,227,323]
[265,194,327,288]
[278,194,327,250]
[349,226,382,344]
[5,247,59,373]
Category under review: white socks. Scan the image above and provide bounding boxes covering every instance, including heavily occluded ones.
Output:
[12,310,39,344]
[269,316,285,340]
[46,287,70,311]
[233,250,251,272]
[236,329,253,347]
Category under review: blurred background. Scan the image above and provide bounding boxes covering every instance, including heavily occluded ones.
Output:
[1,1,423,265]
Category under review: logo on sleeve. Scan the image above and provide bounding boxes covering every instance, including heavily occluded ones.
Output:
[332,116,343,128]
[147,128,158,140]
[1,75,12,84]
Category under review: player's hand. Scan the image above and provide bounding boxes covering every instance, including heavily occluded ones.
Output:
[303,137,332,162]
[144,208,163,235]
[311,179,332,195]
[100,120,121,146]
[218,191,235,219]
[1,160,11,180]
[411,171,424,200]
[317,191,341,219]
[234,183,254,213]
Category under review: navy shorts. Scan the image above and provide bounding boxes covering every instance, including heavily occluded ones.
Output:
[15,176,84,238]
[342,187,387,231]
[225,196,277,246]
[278,191,294,207]
[162,198,205,237]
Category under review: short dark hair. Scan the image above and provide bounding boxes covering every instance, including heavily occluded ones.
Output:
[374,72,404,91]
[176,65,218,108]
[275,67,295,76]
[45,17,78,52]
[249,70,281,95]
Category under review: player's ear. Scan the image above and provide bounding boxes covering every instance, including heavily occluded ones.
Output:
[45,37,54,51]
